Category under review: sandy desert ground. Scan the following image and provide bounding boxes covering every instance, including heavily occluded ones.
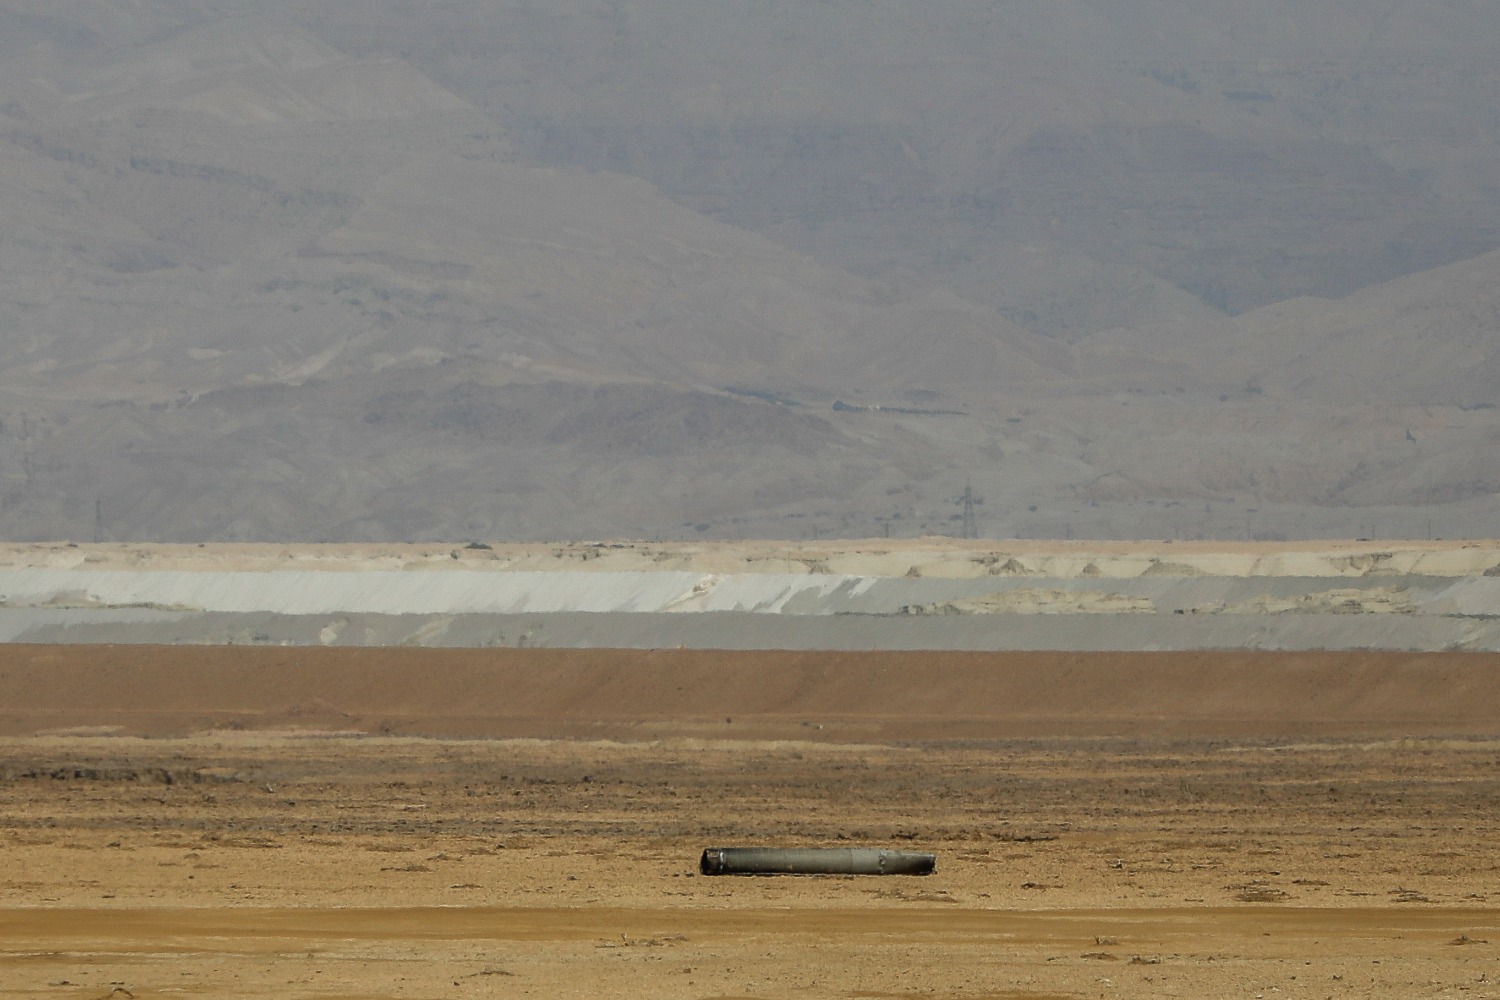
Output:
[4,644,1500,999]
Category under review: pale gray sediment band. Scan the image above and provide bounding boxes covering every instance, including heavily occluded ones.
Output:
[8,609,1500,651]
[3,566,1500,651]
[2,569,1498,616]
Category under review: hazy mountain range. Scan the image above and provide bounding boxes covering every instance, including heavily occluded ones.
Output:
[1,1,1497,542]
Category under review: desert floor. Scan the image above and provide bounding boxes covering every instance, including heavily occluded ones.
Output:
[4,646,1500,999]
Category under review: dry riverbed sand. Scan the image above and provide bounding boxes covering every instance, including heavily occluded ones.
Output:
[3,645,1500,998]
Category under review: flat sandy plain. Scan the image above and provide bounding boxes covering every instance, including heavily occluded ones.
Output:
[3,642,1500,1000]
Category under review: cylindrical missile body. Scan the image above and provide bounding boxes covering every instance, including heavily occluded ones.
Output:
[699,847,935,875]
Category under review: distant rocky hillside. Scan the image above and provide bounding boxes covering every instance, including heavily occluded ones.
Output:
[0,1,1497,542]
[329,0,1500,320]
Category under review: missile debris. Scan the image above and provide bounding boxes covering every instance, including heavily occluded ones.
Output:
[699,847,936,876]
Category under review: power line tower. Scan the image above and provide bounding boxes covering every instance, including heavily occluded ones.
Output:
[956,483,982,539]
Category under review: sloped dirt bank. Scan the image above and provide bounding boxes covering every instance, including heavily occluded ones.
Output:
[3,645,1500,740]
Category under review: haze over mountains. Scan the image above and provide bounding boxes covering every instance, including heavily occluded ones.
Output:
[1,1,1498,542]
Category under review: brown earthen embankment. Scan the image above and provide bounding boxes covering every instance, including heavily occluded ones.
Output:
[4,644,1498,739]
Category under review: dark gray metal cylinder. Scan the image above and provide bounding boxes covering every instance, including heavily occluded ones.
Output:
[699,847,936,876]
